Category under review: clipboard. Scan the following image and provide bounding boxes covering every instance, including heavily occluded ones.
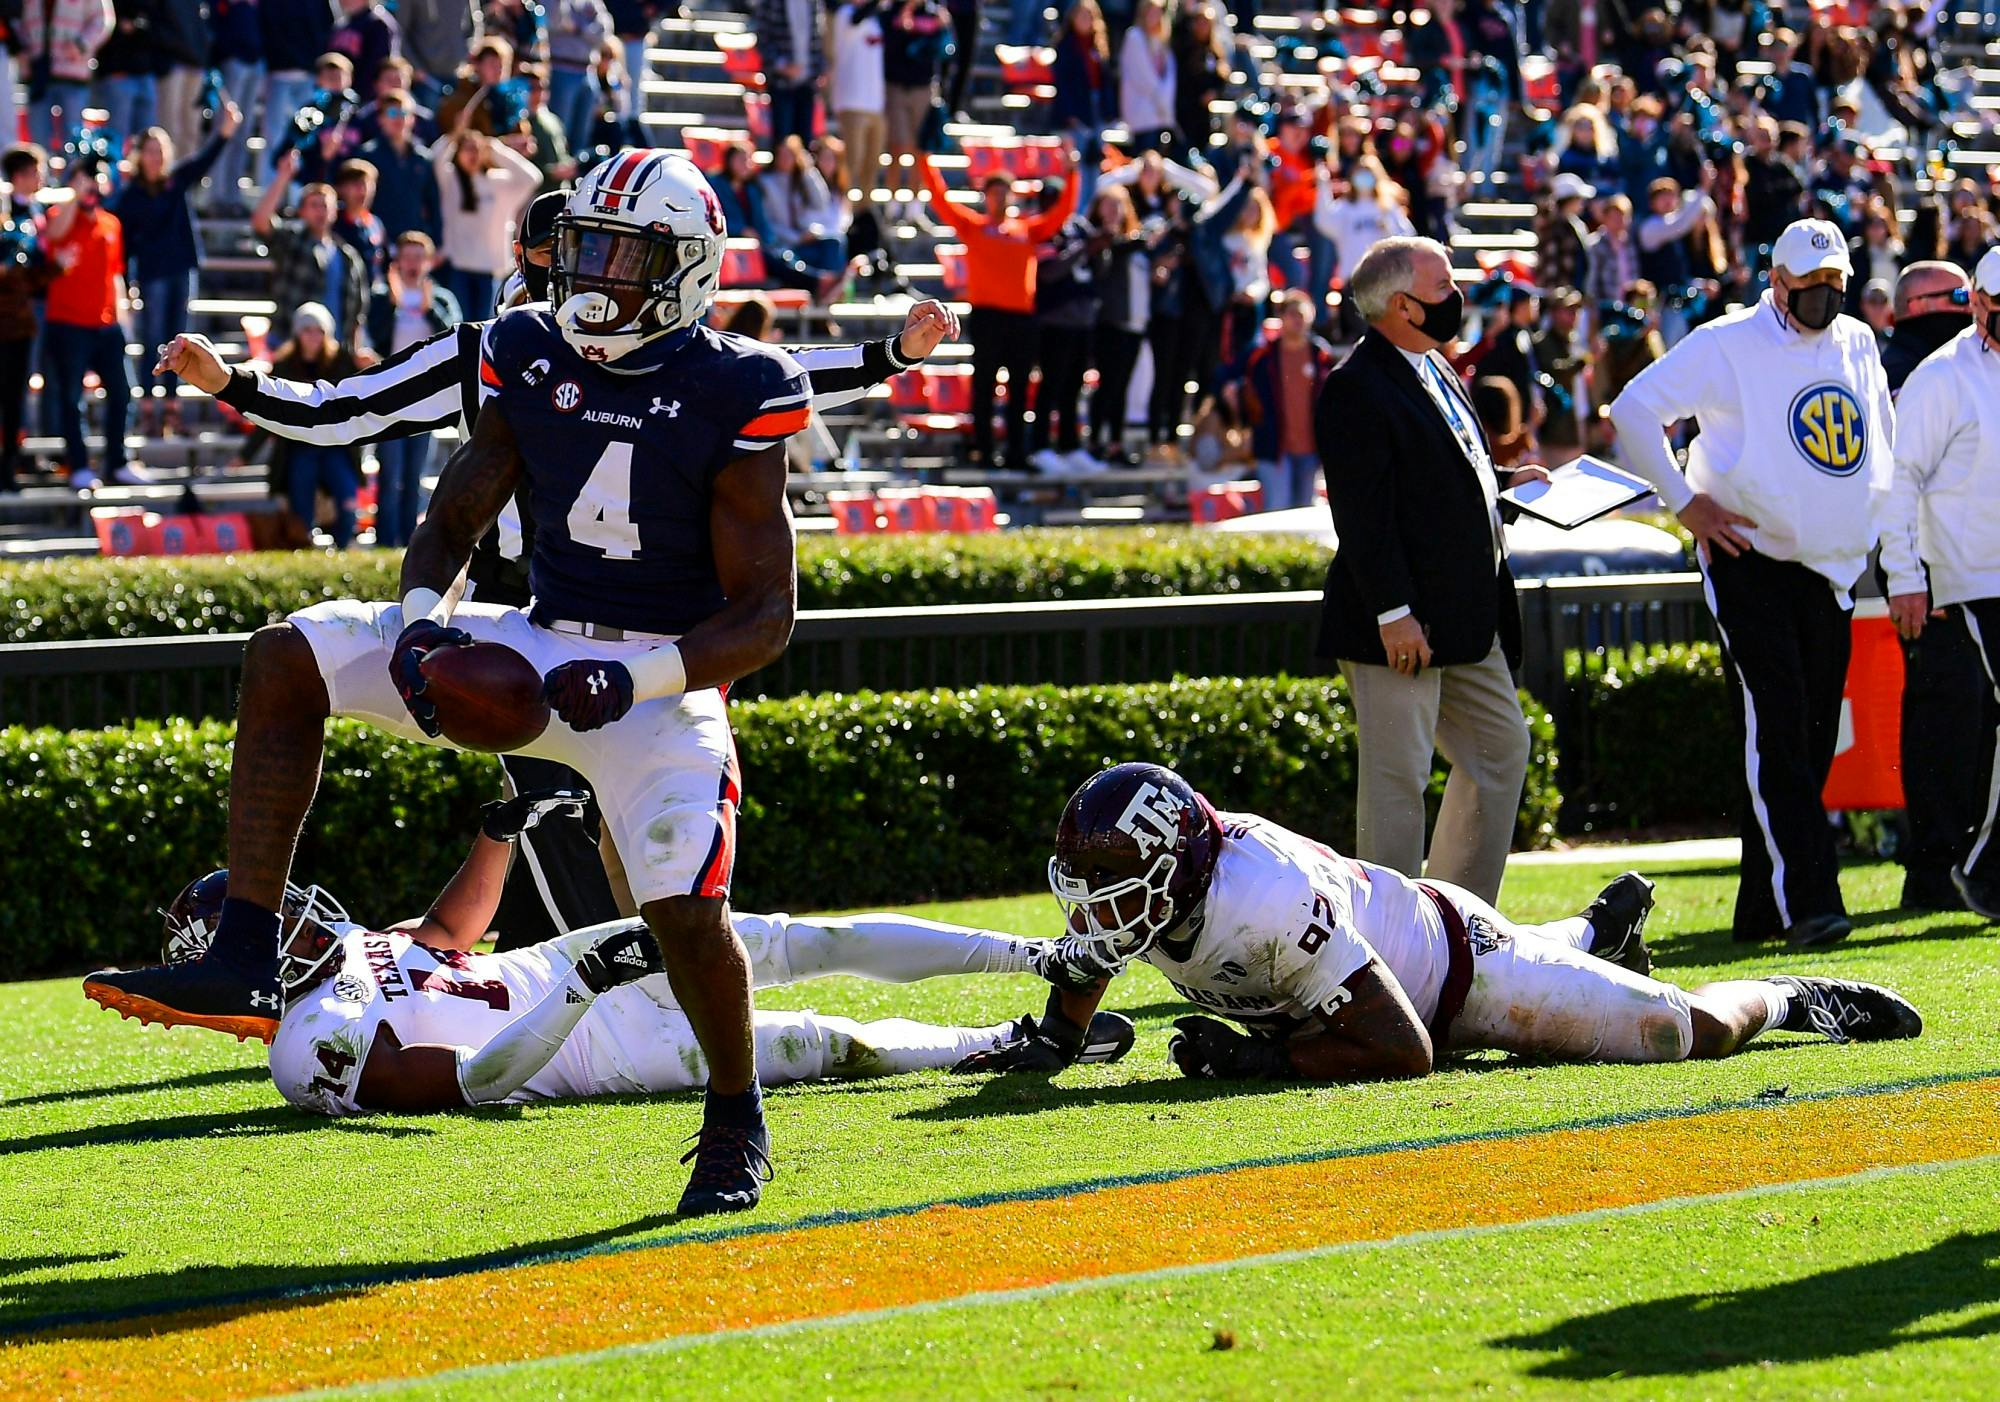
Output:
[1498,456,1656,530]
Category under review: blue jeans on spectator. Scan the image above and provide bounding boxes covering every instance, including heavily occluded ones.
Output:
[440,264,497,322]
[548,67,599,156]
[30,80,91,151]
[288,445,359,546]
[767,81,815,149]
[94,74,158,142]
[212,58,262,208]
[136,270,197,398]
[372,434,432,547]
[1257,452,1319,512]
[622,36,650,115]
[44,321,130,474]
[789,236,849,277]
[261,71,317,186]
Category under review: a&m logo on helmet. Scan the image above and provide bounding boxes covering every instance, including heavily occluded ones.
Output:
[1789,383,1867,476]
[1117,782,1187,861]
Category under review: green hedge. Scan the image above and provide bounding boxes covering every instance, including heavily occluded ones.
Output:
[0,529,1331,644]
[0,675,1558,975]
[1566,643,1735,831]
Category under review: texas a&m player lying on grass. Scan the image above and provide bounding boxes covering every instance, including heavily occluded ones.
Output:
[139,793,1133,1119]
[955,764,1922,1081]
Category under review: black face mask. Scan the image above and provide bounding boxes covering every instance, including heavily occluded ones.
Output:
[1786,281,1842,331]
[521,254,551,302]
[1402,287,1464,343]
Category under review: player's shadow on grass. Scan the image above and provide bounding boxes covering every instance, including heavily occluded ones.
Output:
[1,1065,269,1109]
[1494,1229,2000,1378]
[1652,906,1990,966]
[897,1071,1321,1121]
[0,1104,432,1157]
[0,1208,685,1344]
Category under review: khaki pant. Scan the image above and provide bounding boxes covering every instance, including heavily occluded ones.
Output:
[1339,640,1531,904]
[836,108,886,198]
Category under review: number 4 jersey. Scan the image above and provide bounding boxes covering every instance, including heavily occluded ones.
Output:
[477,307,811,635]
[268,926,643,1115]
[1138,813,1455,1036]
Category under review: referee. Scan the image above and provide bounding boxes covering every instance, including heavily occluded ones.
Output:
[1609,218,1895,947]
[158,191,961,947]
[1880,247,2000,921]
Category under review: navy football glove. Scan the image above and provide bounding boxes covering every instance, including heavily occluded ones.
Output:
[1167,1015,1291,1080]
[480,788,591,843]
[572,925,665,995]
[388,618,473,738]
[544,659,636,732]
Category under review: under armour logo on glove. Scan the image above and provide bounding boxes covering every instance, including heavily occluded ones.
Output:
[544,659,636,732]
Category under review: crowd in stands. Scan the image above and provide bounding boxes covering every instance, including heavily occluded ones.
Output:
[749,0,1992,502]
[0,0,1990,540]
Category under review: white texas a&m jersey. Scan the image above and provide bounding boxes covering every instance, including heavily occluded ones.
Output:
[269,926,650,1115]
[1139,813,1456,1036]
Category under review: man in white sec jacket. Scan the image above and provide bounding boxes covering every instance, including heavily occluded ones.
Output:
[1881,245,2000,921]
[1609,218,1895,949]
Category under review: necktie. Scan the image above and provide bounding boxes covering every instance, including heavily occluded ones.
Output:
[1424,358,1482,463]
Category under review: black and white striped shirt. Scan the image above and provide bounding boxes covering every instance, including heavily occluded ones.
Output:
[216,318,915,603]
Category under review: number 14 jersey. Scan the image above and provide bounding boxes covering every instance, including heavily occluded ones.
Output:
[1138,813,1453,1037]
[477,307,811,635]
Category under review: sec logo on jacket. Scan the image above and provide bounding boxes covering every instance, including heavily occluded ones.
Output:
[1789,383,1868,476]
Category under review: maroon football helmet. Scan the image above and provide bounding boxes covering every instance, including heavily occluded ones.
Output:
[1048,763,1222,961]
[162,869,352,998]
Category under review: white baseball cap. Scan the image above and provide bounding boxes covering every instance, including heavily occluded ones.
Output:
[1974,246,2000,295]
[1550,172,1596,204]
[1771,218,1853,277]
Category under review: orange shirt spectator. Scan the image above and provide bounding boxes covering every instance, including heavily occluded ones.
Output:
[1269,144,1317,232]
[918,155,1079,314]
[45,204,123,328]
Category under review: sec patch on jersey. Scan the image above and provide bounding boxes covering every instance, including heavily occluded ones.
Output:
[1788,382,1867,476]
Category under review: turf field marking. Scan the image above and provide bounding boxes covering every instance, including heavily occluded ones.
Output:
[280,1151,2000,1401]
[5,1075,1996,1402]
[6,1063,1995,1339]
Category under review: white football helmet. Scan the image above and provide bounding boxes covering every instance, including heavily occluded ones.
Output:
[551,150,727,363]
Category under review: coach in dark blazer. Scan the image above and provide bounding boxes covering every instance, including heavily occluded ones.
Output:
[1315,235,1546,903]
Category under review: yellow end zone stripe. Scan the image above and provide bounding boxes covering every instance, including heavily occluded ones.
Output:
[9,1078,1998,1402]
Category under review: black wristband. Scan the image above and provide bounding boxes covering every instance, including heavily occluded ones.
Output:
[1038,986,1088,1057]
[1238,1035,1293,1079]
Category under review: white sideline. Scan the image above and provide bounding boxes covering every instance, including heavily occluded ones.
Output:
[277,1151,1998,1400]
[1510,836,1741,867]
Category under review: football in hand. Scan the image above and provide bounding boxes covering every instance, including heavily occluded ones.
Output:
[419,642,551,753]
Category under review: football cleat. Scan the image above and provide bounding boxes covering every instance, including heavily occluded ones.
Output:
[1583,871,1656,976]
[1764,976,1923,1045]
[676,1121,774,1218]
[82,956,284,1044]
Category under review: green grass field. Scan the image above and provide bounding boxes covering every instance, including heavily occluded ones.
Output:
[3,856,1998,1399]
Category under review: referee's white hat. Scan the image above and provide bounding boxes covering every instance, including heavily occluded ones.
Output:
[1771,218,1853,277]
[1974,247,2000,295]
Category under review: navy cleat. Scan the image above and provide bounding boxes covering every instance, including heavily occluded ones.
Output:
[676,1121,774,1218]
[1765,976,1923,1044]
[82,955,283,1044]
[1584,872,1656,976]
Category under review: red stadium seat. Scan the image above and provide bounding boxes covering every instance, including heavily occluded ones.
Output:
[718,33,762,91]
[680,128,734,173]
[828,490,882,534]
[889,370,929,413]
[930,486,1000,532]
[961,138,1010,184]
[744,91,771,145]
[720,240,767,288]
[1020,137,1066,180]
[155,515,201,555]
[923,364,974,415]
[1190,481,1265,524]
[996,45,1054,91]
[193,513,253,553]
[92,508,158,556]
[876,487,941,532]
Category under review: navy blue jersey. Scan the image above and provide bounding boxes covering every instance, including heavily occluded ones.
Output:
[477,309,810,634]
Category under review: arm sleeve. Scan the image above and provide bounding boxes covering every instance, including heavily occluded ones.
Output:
[731,347,814,454]
[455,966,598,1104]
[1159,158,1218,200]
[786,336,901,411]
[1606,329,1731,514]
[1318,376,1418,619]
[1881,360,1948,597]
[217,325,468,444]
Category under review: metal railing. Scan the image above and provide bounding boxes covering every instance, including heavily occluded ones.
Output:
[0,576,1713,738]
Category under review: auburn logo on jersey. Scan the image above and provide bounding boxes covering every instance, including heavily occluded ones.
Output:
[1789,383,1867,476]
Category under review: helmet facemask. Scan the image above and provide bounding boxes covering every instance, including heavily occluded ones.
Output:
[275,883,351,1002]
[1048,850,1183,961]
[551,216,706,361]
